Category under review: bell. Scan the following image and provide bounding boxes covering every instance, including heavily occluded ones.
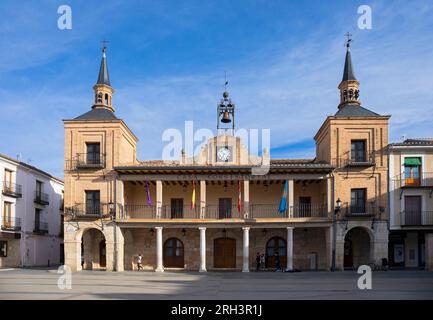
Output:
[221,111,231,123]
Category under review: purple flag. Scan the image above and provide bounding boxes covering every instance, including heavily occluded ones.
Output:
[146,181,152,205]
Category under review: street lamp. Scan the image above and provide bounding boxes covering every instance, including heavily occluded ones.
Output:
[331,198,342,271]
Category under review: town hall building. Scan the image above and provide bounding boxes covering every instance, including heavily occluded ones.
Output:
[63,39,393,272]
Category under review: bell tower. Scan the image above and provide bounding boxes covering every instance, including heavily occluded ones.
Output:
[338,33,360,109]
[217,78,235,135]
[93,42,114,112]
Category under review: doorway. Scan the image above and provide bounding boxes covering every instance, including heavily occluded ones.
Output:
[214,238,236,268]
[163,238,184,268]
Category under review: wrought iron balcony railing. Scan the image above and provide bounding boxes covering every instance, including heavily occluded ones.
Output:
[66,153,106,170]
[34,191,49,205]
[250,203,328,218]
[122,204,159,219]
[64,203,113,219]
[342,202,377,217]
[205,205,244,219]
[329,152,376,168]
[393,172,433,188]
[163,205,201,219]
[400,211,433,226]
[1,217,21,231]
[119,203,330,220]
[2,182,22,198]
[33,220,48,234]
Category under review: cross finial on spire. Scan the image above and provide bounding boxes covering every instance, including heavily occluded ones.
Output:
[101,39,109,56]
[344,32,353,50]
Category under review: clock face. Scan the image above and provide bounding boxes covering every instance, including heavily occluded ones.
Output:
[217,147,232,162]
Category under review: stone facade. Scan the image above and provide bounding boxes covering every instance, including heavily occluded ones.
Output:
[63,42,394,273]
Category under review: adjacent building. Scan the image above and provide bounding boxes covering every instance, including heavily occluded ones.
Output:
[0,153,64,267]
[388,139,433,270]
[63,39,396,272]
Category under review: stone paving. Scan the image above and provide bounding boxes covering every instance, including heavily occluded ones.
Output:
[0,268,432,300]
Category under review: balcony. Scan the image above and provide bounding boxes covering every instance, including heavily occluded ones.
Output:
[401,211,433,226]
[120,203,329,220]
[343,202,377,217]
[34,191,49,205]
[33,220,48,234]
[394,172,433,188]
[64,203,113,219]
[2,182,22,198]
[206,205,244,219]
[250,203,328,219]
[1,217,21,231]
[164,205,201,219]
[331,153,375,168]
[67,153,106,170]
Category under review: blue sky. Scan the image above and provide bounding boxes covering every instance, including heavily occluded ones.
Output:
[1,0,433,178]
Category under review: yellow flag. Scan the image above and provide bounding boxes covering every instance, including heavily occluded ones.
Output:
[191,180,196,209]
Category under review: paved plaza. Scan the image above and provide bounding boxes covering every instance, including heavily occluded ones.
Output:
[0,268,432,300]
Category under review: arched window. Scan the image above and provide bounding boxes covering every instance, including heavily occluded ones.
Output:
[104,93,109,105]
[97,92,103,104]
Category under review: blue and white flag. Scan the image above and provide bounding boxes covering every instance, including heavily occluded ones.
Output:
[278,180,288,213]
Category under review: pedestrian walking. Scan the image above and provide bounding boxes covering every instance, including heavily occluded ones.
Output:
[137,254,143,271]
[256,252,261,271]
[274,252,281,271]
[260,254,265,270]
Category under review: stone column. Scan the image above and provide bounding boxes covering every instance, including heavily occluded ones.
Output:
[200,181,206,219]
[286,227,294,271]
[156,180,163,218]
[242,227,250,272]
[64,240,81,272]
[288,180,294,218]
[199,227,207,272]
[114,225,124,272]
[243,180,250,219]
[155,227,164,272]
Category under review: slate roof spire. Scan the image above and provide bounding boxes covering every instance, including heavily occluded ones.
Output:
[341,33,357,82]
[337,33,361,109]
[97,42,111,86]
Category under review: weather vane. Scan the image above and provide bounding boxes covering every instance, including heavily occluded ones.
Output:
[224,71,228,91]
[101,39,109,52]
[344,32,353,48]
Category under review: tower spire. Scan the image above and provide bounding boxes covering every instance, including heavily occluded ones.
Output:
[93,41,115,112]
[338,33,360,109]
[97,40,111,86]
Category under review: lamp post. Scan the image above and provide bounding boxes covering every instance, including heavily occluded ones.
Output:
[331,198,342,271]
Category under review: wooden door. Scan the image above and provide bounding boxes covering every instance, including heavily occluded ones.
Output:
[218,198,232,219]
[266,237,287,268]
[344,238,353,268]
[3,202,11,228]
[214,238,236,268]
[404,196,422,225]
[163,238,184,268]
[4,169,12,191]
[99,240,106,268]
[298,197,312,217]
[170,198,184,219]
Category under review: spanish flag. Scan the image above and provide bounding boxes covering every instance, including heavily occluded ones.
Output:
[191,180,196,209]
